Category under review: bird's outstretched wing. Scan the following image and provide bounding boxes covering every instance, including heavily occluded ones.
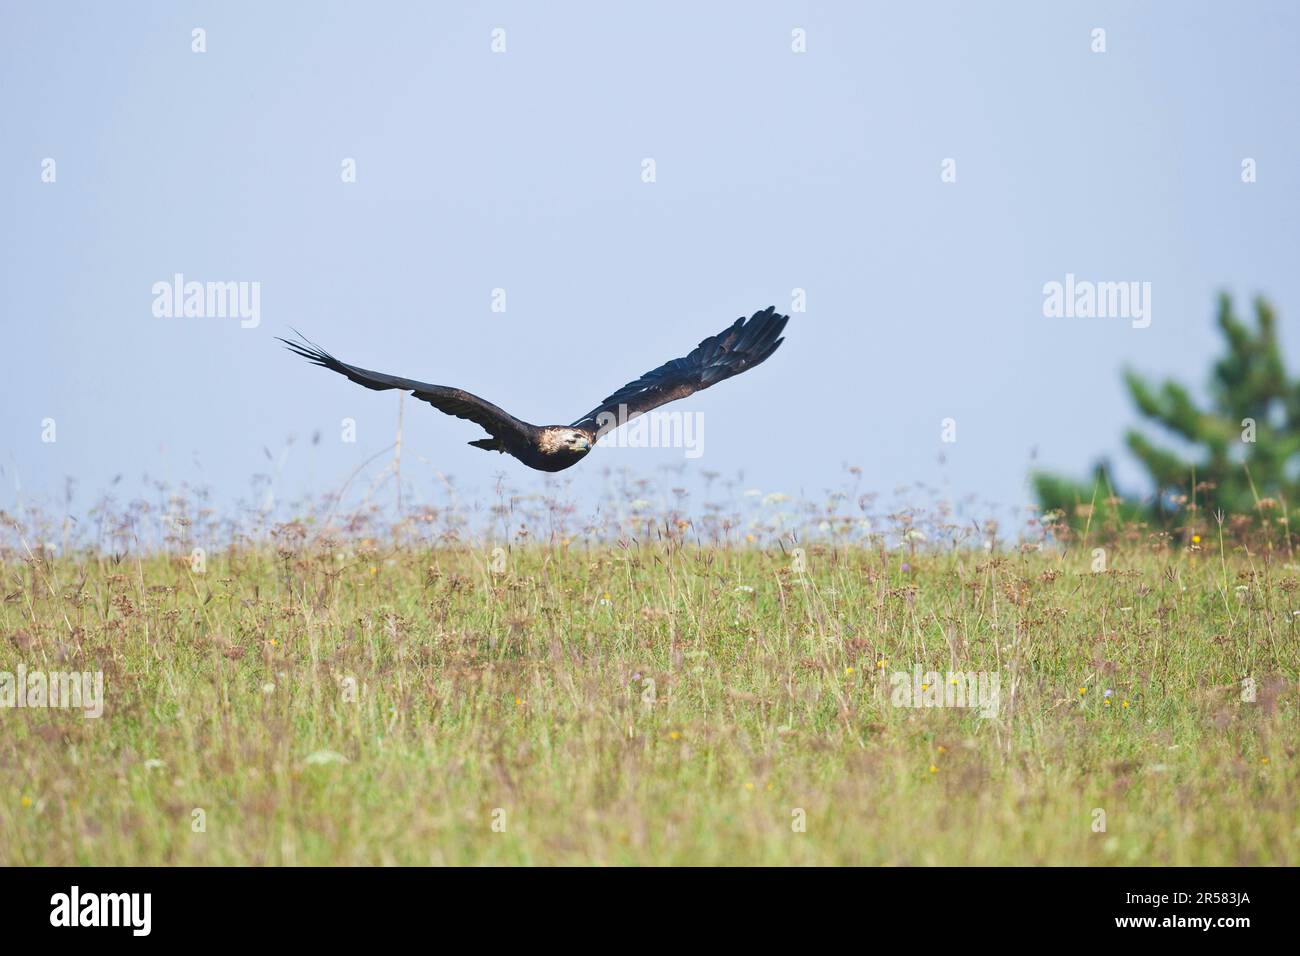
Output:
[570,306,788,434]
[278,333,533,443]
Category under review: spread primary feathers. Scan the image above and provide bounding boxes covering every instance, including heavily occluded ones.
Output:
[279,306,789,472]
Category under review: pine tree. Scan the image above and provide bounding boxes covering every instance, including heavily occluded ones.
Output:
[1033,293,1296,533]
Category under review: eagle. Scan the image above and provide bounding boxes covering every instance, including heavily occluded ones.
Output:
[279,306,789,472]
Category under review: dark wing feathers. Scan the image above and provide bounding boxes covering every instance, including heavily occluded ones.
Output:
[280,307,789,449]
[277,333,531,442]
[570,306,788,432]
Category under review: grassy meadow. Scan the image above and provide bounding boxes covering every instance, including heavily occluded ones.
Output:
[2,517,1298,865]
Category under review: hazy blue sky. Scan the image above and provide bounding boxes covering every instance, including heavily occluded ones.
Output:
[3,1,1298,526]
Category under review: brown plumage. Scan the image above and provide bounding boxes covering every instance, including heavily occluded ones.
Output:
[278,306,789,472]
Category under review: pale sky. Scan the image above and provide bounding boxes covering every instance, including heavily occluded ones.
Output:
[3,1,1298,532]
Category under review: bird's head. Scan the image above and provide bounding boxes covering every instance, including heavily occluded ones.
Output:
[543,427,593,456]
[561,429,593,453]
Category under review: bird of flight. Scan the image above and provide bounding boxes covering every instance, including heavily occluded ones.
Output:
[279,307,789,472]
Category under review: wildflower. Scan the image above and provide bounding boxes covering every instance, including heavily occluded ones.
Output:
[745,534,756,543]
[262,682,276,694]
[929,764,938,774]
[368,566,378,576]
[845,666,854,675]
[669,731,681,741]
[876,659,888,670]
[937,745,947,754]
[1121,700,1130,709]
[599,592,613,606]
[1103,689,1114,698]
[1192,535,1201,544]
[901,562,911,572]
[1079,687,1087,695]
[744,782,755,791]
[21,796,32,808]
[515,697,524,707]
[904,529,926,542]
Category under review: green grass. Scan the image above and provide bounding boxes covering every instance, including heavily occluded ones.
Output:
[2,538,1297,865]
